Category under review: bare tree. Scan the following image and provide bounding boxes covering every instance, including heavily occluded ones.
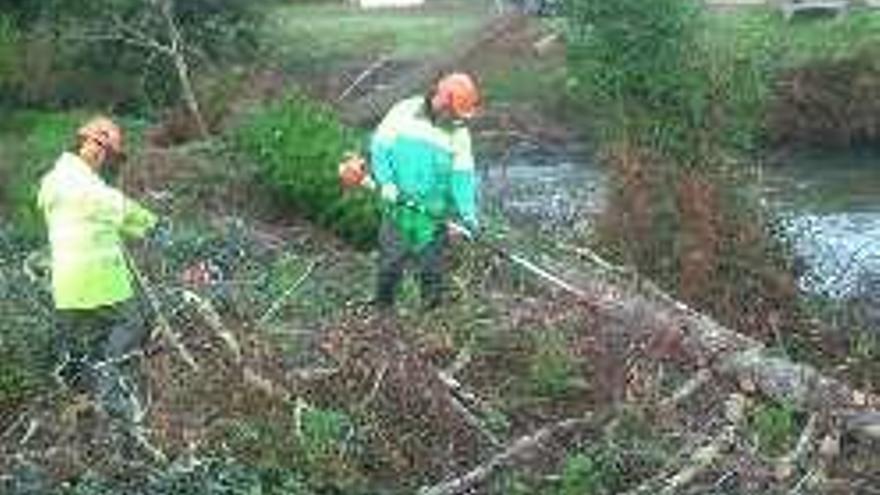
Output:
[71,0,210,138]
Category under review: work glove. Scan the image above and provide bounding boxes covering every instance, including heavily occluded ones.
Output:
[380,184,400,203]
[447,220,478,242]
[145,219,173,251]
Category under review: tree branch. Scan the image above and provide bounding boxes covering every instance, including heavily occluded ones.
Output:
[418,414,604,495]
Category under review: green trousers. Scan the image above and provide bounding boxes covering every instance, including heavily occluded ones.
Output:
[377,219,448,310]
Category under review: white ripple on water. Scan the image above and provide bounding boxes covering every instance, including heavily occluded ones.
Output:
[782,212,880,299]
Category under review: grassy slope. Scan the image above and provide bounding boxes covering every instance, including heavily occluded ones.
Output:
[266,0,493,70]
[705,7,880,64]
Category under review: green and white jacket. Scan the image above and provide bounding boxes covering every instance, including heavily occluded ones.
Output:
[370,96,479,249]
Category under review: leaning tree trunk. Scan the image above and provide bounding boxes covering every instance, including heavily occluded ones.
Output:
[159,0,209,139]
[543,250,880,439]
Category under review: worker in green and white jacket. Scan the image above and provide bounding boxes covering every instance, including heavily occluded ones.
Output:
[369,72,481,310]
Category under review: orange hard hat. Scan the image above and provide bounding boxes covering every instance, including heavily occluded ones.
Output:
[78,116,125,157]
[339,153,367,189]
[432,72,480,119]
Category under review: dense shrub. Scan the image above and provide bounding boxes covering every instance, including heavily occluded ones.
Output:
[768,46,880,148]
[232,94,379,248]
[565,0,800,339]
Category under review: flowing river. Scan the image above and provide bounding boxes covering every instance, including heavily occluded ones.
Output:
[482,145,880,301]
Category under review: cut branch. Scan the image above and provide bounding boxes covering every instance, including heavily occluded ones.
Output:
[660,368,714,409]
[622,394,747,495]
[418,415,604,495]
[159,0,209,138]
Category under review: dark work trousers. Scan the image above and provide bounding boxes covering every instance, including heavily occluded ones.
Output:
[55,299,150,428]
[377,220,448,310]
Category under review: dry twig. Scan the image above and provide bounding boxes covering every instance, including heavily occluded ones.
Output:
[418,415,601,495]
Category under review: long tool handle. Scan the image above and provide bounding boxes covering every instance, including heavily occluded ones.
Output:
[125,249,200,372]
[354,156,590,300]
[448,220,588,299]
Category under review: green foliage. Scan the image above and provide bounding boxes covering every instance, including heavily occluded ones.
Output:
[568,4,880,153]
[299,406,354,469]
[0,0,267,112]
[553,450,622,495]
[218,404,364,492]
[527,331,576,398]
[567,0,700,157]
[0,111,86,240]
[566,0,776,163]
[541,411,671,495]
[232,94,379,248]
[706,10,880,148]
[749,401,799,457]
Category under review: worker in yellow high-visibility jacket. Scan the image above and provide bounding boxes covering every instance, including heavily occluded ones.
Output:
[37,116,158,430]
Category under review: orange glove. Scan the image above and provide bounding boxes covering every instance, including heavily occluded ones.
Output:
[338,152,368,190]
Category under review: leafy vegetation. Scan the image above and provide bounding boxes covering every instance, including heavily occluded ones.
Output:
[566,0,802,342]
[232,93,380,248]
[0,0,266,114]
[748,401,799,457]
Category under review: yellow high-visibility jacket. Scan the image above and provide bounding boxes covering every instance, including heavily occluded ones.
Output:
[37,152,157,310]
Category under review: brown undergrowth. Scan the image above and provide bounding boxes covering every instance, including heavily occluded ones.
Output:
[597,144,802,346]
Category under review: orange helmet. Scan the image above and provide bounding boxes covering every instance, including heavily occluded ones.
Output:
[77,116,125,157]
[432,72,480,119]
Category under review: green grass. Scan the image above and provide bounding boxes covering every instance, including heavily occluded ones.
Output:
[748,401,800,457]
[266,0,492,68]
[705,8,880,66]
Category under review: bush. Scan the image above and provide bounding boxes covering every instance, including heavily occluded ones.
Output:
[768,46,880,148]
[565,0,802,341]
[0,0,267,114]
[749,402,800,457]
[554,450,622,495]
[232,94,379,248]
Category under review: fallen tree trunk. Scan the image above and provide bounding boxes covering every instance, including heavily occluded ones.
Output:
[538,249,880,438]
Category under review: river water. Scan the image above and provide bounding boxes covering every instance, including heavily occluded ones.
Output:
[762,151,880,299]
[482,145,880,300]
